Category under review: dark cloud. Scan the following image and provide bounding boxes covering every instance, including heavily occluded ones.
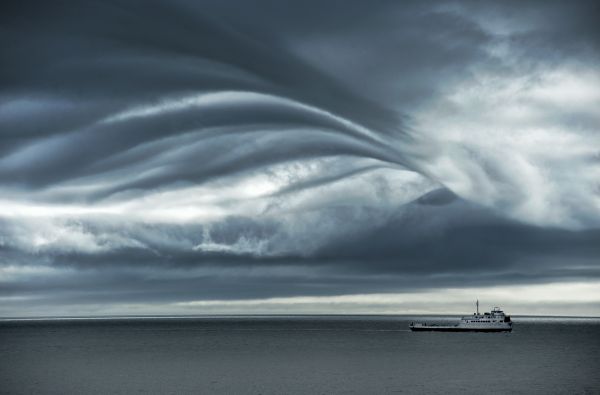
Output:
[1,0,599,315]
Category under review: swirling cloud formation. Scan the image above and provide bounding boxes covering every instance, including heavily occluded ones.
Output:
[1,0,599,316]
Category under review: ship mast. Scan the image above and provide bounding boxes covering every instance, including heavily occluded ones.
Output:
[476,299,479,315]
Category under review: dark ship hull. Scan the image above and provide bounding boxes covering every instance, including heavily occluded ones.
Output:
[409,325,512,332]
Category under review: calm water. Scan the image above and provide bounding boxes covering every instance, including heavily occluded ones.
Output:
[1,316,599,394]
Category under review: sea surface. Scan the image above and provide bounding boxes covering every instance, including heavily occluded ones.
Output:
[1,315,598,394]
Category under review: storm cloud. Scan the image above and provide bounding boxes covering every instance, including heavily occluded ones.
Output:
[1,0,599,316]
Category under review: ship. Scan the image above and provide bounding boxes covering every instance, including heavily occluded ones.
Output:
[409,300,512,332]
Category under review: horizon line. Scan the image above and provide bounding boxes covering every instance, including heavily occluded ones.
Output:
[2,313,599,321]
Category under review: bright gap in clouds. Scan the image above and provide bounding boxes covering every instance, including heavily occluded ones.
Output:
[2,281,597,318]
[1,158,431,223]
[173,282,600,316]
[413,65,600,229]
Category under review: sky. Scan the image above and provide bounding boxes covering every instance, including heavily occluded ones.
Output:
[1,0,599,317]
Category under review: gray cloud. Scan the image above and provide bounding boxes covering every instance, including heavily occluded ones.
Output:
[2,194,598,310]
[1,0,599,316]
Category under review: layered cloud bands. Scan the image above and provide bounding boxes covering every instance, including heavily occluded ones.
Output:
[1,0,599,316]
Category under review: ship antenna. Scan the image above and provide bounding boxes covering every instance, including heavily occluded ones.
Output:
[476,299,479,315]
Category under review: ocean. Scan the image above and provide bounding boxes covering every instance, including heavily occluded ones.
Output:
[1,315,598,394]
